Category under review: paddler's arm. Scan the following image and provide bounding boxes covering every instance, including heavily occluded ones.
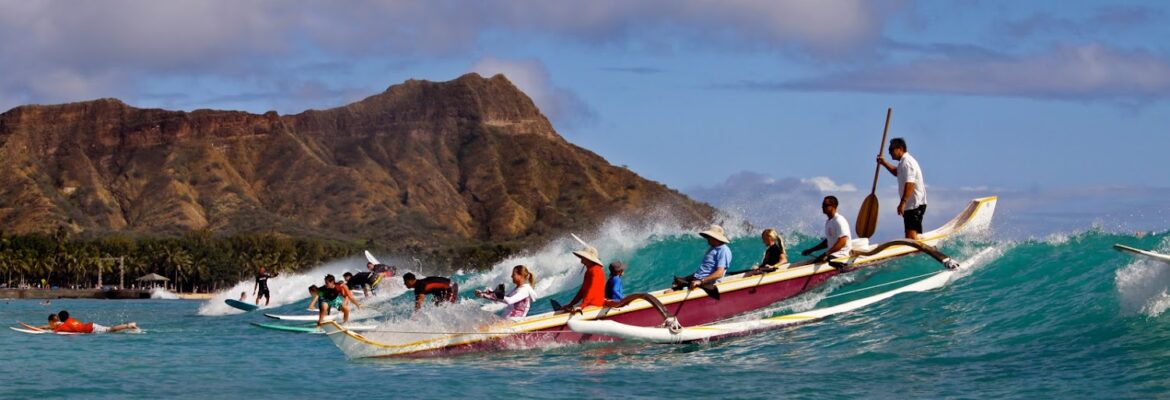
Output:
[691,267,724,289]
[897,182,916,216]
[415,294,424,311]
[307,291,319,311]
[821,236,849,262]
[877,155,897,176]
[345,289,361,309]
[801,240,828,257]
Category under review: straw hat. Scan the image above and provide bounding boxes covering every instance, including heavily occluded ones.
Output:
[572,246,603,266]
[699,225,730,244]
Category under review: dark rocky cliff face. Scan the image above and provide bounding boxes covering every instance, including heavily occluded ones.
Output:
[0,73,714,252]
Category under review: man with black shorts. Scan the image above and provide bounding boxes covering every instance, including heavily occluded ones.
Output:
[343,271,380,297]
[877,137,928,239]
[402,273,458,312]
[253,266,279,306]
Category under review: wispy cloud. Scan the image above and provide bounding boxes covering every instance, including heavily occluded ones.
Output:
[728,43,1170,103]
[1004,6,1166,37]
[470,57,598,129]
[600,67,666,75]
[0,1,899,112]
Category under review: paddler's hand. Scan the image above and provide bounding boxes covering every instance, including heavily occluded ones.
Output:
[877,155,887,167]
[689,280,701,290]
[897,201,905,216]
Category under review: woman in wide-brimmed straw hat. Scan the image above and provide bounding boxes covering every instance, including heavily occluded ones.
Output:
[559,246,607,312]
[672,225,733,291]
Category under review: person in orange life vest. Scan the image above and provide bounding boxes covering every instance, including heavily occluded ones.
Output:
[53,310,138,334]
[558,246,607,313]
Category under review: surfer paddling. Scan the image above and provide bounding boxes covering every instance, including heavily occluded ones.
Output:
[51,310,138,334]
[877,137,928,240]
[403,273,459,313]
[801,196,853,264]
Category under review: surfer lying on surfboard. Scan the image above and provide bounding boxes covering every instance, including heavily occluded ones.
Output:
[29,311,139,334]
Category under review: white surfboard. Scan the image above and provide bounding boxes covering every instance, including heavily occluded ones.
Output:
[10,326,81,335]
[364,250,381,265]
[265,313,336,322]
[1114,244,1170,263]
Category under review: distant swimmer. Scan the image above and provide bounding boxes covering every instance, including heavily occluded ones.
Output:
[558,246,607,313]
[801,196,853,264]
[671,225,732,292]
[41,299,52,306]
[52,310,138,334]
[877,137,928,240]
[308,274,361,325]
[254,266,279,306]
[238,292,248,301]
[475,265,536,320]
[402,273,458,312]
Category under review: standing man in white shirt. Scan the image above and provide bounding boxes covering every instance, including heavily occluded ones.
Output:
[800,196,853,265]
[877,138,928,240]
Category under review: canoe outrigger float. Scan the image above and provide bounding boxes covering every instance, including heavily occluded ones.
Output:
[321,196,997,359]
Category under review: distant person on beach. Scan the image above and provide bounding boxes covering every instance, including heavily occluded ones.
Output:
[606,261,625,302]
[53,310,138,334]
[746,228,787,277]
[877,137,928,239]
[476,265,537,320]
[309,275,361,325]
[403,273,458,313]
[801,196,854,264]
[253,266,279,306]
[558,246,607,313]
[672,225,732,292]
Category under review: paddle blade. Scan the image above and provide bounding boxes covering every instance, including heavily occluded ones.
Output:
[700,283,721,301]
[855,194,879,239]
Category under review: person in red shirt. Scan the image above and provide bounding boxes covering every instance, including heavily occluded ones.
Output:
[558,246,607,313]
[53,310,138,334]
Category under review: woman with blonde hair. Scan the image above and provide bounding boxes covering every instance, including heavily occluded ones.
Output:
[476,265,537,320]
[748,228,787,276]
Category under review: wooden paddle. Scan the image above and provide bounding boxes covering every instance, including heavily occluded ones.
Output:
[855,108,893,239]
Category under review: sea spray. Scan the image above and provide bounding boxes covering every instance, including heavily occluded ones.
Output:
[196,255,408,316]
[1115,236,1170,317]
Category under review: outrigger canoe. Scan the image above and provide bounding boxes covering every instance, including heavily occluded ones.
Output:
[321,196,997,358]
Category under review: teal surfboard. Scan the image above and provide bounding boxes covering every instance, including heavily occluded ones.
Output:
[225,299,260,312]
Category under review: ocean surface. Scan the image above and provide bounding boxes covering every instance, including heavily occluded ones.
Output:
[4,226,1170,399]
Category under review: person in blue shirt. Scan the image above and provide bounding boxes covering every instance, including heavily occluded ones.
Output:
[672,225,732,291]
[606,261,625,302]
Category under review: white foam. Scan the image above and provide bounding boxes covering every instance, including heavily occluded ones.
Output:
[196,255,407,316]
[150,287,179,299]
[1115,237,1170,317]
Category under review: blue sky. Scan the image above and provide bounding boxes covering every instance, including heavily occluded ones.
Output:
[2,1,1168,229]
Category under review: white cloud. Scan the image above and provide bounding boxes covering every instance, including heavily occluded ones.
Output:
[770,44,1170,103]
[0,1,897,112]
[469,57,596,129]
[800,176,858,192]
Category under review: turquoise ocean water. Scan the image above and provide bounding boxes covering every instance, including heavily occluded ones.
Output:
[3,230,1170,399]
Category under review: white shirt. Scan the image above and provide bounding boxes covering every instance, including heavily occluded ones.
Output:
[896,152,927,209]
[824,213,853,259]
[502,284,536,319]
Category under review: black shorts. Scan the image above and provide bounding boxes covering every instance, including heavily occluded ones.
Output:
[257,288,270,298]
[903,205,927,233]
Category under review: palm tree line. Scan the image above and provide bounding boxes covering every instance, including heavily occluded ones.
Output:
[0,229,364,293]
